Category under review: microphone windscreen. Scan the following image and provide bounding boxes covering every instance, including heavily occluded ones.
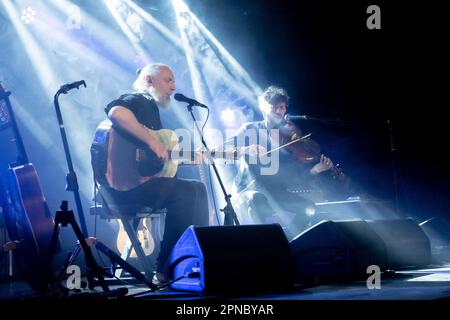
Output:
[174,93,184,101]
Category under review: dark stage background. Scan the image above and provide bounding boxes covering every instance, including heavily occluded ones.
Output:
[185,0,448,222]
[0,0,448,272]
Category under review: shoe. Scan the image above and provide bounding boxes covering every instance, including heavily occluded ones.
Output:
[152,272,167,285]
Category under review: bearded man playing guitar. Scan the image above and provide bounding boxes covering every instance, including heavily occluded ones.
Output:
[99,64,209,284]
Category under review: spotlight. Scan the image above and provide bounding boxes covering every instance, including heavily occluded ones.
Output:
[126,11,144,41]
[305,205,316,217]
[221,108,236,126]
[21,7,36,24]
[220,107,246,129]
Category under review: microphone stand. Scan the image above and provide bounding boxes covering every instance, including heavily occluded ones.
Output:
[286,115,356,126]
[52,82,110,292]
[53,83,89,237]
[387,119,401,215]
[185,103,240,226]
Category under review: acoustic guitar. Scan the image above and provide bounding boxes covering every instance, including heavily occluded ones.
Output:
[116,218,155,258]
[0,82,55,293]
[91,119,244,191]
[91,119,247,256]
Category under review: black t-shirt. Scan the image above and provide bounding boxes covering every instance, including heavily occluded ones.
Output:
[100,92,163,201]
[105,92,162,130]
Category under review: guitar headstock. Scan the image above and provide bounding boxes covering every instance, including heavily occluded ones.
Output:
[0,80,11,97]
[0,81,11,129]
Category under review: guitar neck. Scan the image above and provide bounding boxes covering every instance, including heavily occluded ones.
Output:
[167,149,241,163]
[0,84,29,165]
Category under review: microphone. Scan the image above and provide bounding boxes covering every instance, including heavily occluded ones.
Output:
[59,80,87,94]
[284,114,308,121]
[174,93,208,108]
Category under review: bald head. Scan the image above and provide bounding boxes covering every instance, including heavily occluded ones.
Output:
[133,63,176,108]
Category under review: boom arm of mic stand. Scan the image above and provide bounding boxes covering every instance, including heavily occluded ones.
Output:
[303,116,357,126]
[186,104,240,226]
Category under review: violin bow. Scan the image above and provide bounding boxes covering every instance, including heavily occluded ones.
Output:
[259,133,312,157]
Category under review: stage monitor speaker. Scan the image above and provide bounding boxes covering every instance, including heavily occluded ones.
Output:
[290,219,386,282]
[290,218,431,283]
[419,217,450,263]
[167,224,294,294]
[366,219,431,269]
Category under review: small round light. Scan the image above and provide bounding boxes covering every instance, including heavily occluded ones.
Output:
[305,206,316,217]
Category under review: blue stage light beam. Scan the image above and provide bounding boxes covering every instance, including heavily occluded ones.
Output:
[103,0,151,65]
[2,0,61,99]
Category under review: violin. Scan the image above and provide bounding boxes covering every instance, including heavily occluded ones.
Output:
[275,120,346,181]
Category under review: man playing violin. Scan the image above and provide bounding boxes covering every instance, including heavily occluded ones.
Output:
[101,63,209,284]
[229,86,339,238]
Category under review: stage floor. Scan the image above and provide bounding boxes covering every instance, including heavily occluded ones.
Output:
[2,265,450,301]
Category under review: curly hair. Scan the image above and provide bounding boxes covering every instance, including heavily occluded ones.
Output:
[260,85,289,107]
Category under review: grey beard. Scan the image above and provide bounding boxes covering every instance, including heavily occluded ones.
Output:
[156,97,170,109]
[148,88,170,108]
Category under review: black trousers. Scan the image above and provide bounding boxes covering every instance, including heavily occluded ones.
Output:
[103,177,209,275]
[245,190,316,238]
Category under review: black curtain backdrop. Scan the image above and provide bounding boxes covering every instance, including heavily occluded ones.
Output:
[184,0,448,221]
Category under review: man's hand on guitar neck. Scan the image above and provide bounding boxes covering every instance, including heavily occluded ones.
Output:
[2,240,21,252]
